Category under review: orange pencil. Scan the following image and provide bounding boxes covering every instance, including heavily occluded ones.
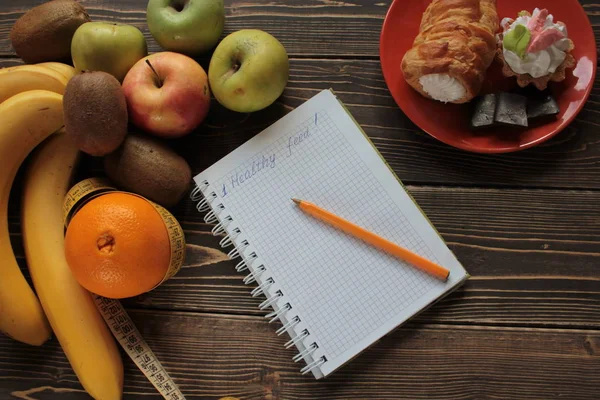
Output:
[292,198,450,281]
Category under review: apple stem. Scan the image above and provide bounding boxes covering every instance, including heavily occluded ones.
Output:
[146,59,162,88]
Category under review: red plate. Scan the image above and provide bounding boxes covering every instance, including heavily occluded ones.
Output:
[380,0,597,153]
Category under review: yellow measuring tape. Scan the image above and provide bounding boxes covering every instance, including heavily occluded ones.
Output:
[94,295,185,400]
[64,178,186,400]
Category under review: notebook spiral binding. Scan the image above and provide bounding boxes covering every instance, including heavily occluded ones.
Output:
[191,182,328,377]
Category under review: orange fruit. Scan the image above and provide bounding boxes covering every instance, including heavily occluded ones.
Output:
[65,192,171,299]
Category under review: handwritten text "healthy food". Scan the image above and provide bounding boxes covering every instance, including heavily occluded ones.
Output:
[223,154,276,196]
[222,113,319,197]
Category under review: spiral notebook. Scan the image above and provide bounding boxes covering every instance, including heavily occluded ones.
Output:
[191,90,468,379]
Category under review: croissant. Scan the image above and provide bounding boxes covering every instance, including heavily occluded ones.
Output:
[401,0,499,104]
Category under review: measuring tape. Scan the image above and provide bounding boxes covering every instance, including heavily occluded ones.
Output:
[64,178,186,400]
[94,295,186,400]
[150,201,186,287]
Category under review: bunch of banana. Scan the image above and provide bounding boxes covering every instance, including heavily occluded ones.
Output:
[0,62,76,344]
[0,90,64,345]
[22,131,124,399]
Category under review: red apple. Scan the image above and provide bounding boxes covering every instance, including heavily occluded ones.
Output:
[122,51,210,138]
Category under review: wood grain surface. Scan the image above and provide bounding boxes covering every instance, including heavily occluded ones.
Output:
[0,0,599,399]
[1,310,599,400]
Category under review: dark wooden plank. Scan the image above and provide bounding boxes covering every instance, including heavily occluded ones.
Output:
[1,310,598,399]
[8,185,599,328]
[0,0,392,57]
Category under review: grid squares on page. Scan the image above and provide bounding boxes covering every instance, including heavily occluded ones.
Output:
[213,110,442,361]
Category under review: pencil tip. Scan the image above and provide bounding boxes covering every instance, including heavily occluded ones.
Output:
[292,198,301,204]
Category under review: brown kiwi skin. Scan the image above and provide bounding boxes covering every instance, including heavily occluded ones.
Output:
[104,134,192,208]
[10,0,91,64]
[63,71,128,157]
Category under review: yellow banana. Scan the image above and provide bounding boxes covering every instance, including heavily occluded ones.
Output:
[0,90,64,345]
[37,62,77,80]
[22,132,124,400]
[0,65,68,104]
[0,62,76,79]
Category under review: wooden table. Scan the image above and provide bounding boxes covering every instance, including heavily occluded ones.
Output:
[1,1,599,399]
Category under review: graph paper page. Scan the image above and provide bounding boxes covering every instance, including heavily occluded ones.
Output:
[194,90,468,377]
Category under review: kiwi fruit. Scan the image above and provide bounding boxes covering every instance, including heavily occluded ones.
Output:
[64,71,128,156]
[10,0,91,63]
[104,134,192,208]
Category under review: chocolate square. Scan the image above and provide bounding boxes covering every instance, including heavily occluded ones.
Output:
[470,94,497,129]
[494,92,528,128]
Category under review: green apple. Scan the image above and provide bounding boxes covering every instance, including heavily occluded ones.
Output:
[208,29,289,113]
[71,22,148,81]
[147,0,225,56]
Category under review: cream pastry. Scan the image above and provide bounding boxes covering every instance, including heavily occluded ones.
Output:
[401,0,499,104]
[497,8,575,90]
